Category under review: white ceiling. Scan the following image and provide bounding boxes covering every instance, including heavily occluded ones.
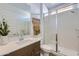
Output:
[27,3,63,14]
[27,3,73,14]
[45,3,64,10]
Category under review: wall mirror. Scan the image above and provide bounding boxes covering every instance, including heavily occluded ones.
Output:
[0,3,32,37]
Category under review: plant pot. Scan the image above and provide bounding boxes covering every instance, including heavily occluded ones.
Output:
[0,36,8,45]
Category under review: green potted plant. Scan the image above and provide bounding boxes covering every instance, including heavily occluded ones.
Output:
[0,18,10,45]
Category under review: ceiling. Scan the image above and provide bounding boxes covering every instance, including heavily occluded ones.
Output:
[27,3,63,14]
[45,3,64,10]
[27,3,73,14]
[9,3,74,14]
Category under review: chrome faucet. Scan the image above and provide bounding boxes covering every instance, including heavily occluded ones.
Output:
[17,32,24,41]
[19,34,23,41]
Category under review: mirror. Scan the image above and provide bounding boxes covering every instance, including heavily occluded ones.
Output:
[0,3,31,37]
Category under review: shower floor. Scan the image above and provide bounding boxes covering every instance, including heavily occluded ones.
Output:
[41,44,78,56]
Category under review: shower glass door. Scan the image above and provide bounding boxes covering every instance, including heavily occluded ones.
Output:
[57,4,79,55]
[42,4,79,56]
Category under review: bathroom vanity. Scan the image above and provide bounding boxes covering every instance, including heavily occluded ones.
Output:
[5,41,40,56]
[0,37,41,56]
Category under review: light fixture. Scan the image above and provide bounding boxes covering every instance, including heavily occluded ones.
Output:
[58,5,73,13]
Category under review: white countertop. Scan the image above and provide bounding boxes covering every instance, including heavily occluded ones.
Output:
[0,36,41,56]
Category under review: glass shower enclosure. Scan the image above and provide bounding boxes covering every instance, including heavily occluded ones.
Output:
[40,3,79,56]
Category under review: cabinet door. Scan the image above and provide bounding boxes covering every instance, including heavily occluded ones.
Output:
[31,41,40,56]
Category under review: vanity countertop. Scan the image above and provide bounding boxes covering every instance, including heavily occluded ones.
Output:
[0,36,41,56]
